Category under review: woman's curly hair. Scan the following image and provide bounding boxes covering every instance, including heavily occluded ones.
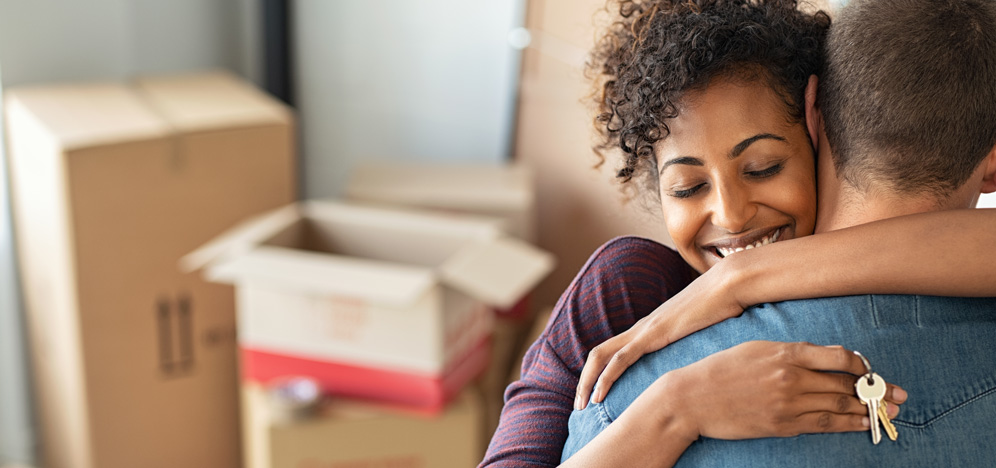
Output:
[589,0,830,195]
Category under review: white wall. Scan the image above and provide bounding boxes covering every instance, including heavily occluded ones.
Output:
[979,193,996,208]
[0,0,257,87]
[0,1,257,464]
[293,0,526,198]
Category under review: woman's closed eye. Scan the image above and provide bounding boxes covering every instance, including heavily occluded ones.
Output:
[745,162,785,179]
[669,183,706,199]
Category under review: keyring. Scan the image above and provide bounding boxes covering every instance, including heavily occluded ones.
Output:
[853,350,874,383]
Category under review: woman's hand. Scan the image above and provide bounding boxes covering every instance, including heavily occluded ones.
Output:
[645,341,907,440]
[577,264,746,410]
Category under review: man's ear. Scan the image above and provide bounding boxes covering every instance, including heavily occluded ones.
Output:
[804,74,821,149]
[980,144,996,194]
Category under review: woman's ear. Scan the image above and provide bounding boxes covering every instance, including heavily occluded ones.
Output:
[804,74,821,149]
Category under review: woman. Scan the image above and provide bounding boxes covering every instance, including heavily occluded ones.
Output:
[482,0,989,466]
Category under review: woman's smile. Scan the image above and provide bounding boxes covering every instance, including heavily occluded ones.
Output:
[704,225,787,259]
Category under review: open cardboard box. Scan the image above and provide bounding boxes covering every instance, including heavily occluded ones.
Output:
[182,201,554,409]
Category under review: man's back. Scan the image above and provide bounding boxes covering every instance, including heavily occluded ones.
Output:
[563,295,996,466]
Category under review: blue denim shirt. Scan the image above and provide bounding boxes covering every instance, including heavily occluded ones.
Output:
[563,295,996,467]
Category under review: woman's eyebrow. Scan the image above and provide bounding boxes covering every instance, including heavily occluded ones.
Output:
[730,133,787,159]
[659,156,703,174]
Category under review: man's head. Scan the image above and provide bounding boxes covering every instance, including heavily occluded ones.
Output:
[817,0,996,208]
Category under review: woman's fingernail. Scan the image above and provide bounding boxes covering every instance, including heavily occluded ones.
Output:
[862,417,870,428]
[574,395,582,410]
[894,387,908,403]
[888,403,900,418]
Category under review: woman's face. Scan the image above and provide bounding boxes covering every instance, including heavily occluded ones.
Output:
[656,76,817,273]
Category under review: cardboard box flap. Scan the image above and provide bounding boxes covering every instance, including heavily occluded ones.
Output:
[179,204,302,273]
[134,70,292,133]
[5,84,170,150]
[440,237,555,309]
[345,163,533,212]
[206,246,435,307]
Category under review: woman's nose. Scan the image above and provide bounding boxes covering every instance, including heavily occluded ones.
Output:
[710,183,757,233]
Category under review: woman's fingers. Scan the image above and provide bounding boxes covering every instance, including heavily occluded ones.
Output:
[785,342,868,376]
[784,344,907,409]
[790,412,869,435]
[592,341,645,403]
[885,383,908,405]
[791,398,900,436]
[577,334,627,410]
[793,393,867,416]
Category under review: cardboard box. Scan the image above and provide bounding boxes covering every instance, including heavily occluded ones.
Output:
[4,71,296,468]
[183,200,554,410]
[345,163,540,320]
[345,162,536,243]
[242,383,484,468]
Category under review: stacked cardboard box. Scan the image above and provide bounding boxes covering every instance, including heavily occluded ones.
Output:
[183,200,554,412]
[242,383,484,468]
[4,71,296,468]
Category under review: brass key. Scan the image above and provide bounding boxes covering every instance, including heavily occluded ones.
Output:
[877,401,899,441]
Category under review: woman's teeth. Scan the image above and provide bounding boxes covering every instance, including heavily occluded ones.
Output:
[716,229,781,258]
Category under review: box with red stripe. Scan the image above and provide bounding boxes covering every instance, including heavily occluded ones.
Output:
[182,201,554,410]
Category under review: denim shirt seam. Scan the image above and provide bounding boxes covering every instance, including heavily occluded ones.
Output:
[896,377,996,428]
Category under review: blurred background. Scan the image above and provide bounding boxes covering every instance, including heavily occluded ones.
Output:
[1,1,994,467]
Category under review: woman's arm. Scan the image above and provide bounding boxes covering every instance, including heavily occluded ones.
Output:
[577,208,996,406]
[727,208,996,305]
[563,342,903,468]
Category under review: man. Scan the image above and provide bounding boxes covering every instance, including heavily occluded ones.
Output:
[562,0,996,465]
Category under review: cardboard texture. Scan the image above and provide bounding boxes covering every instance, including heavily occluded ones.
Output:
[184,200,554,409]
[242,384,484,468]
[4,71,296,468]
[345,162,537,242]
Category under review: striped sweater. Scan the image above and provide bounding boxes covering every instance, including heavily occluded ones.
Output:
[480,236,698,467]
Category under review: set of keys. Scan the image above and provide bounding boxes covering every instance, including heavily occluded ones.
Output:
[853,351,898,444]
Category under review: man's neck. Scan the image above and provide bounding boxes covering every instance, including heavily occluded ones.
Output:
[812,146,982,232]
[815,184,944,232]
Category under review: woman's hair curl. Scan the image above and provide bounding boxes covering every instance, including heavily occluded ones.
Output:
[588,0,830,194]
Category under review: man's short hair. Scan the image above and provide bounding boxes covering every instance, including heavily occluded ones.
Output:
[819,0,996,198]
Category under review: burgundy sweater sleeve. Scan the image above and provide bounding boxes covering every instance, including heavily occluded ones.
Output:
[479,236,698,468]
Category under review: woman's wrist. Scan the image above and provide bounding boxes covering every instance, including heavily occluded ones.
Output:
[709,249,758,310]
[639,370,701,446]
